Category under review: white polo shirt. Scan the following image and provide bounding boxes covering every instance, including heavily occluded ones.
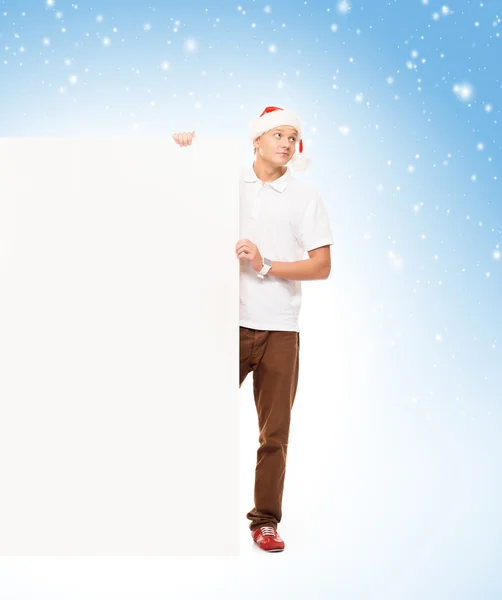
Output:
[239,164,334,333]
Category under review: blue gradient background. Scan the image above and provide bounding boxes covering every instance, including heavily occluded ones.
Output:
[1,0,501,597]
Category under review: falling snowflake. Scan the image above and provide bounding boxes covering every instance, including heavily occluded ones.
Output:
[387,251,404,271]
[268,44,277,53]
[337,0,351,14]
[331,24,338,32]
[184,38,198,52]
[338,125,350,135]
[453,82,473,101]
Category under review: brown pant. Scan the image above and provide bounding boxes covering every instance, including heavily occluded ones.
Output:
[239,326,300,531]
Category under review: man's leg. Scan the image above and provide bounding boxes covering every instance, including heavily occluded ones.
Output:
[239,326,257,387]
[246,330,300,531]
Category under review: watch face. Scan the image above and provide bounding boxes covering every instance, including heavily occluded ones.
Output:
[264,258,272,267]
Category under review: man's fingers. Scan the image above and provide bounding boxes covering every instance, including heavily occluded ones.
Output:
[172,131,195,147]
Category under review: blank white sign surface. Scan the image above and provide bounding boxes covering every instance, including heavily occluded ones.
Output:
[0,138,240,556]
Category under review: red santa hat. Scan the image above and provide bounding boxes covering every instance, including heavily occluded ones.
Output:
[248,106,312,172]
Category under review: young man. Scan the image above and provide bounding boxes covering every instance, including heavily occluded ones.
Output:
[173,106,333,552]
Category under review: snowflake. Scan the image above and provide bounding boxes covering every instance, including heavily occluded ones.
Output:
[337,0,351,14]
[184,38,198,52]
[453,82,473,101]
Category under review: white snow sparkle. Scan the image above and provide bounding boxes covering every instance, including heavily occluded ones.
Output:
[337,0,351,14]
[453,82,473,101]
[184,38,198,52]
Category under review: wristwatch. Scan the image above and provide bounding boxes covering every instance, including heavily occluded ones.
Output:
[257,257,272,279]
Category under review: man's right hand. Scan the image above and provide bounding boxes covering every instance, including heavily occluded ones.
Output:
[172,131,196,147]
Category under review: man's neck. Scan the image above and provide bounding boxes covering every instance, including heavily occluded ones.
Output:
[253,158,286,183]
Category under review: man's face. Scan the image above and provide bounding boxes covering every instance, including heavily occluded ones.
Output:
[254,126,298,166]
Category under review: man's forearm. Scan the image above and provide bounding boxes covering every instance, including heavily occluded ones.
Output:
[268,258,330,281]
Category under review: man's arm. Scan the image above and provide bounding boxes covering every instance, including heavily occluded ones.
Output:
[268,246,331,281]
[236,239,331,281]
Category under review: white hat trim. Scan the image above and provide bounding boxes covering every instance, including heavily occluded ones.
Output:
[249,109,303,141]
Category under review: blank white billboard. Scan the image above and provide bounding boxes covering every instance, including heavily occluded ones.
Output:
[0,137,240,556]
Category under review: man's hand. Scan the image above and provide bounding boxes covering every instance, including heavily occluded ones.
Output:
[172,131,196,147]
[236,239,263,273]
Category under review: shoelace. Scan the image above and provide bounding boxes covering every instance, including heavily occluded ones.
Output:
[260,526,276,537]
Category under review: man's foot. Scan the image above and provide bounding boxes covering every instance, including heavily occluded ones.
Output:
[251,526,285,552]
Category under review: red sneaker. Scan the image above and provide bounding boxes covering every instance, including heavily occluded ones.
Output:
[251,526,285,552]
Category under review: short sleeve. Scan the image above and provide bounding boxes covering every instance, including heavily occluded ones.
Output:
[298,192,334,252]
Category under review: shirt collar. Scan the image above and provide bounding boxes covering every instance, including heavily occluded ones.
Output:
[243,163,292,193]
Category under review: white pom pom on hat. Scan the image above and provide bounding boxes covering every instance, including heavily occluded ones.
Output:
[249,105,311,171]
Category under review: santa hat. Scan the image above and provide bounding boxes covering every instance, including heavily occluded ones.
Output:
[248,106,312,172]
